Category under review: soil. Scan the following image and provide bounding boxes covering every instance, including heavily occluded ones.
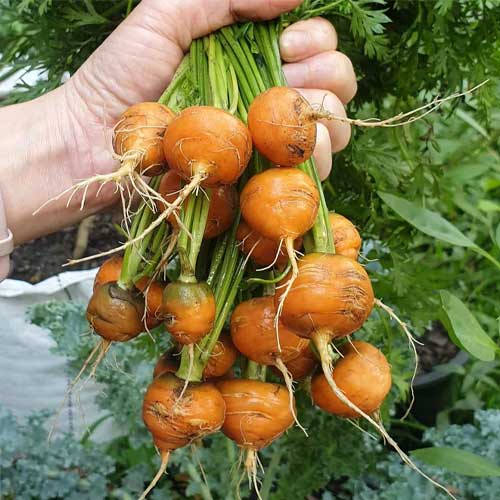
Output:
[416,321,459,373]
[9,214,120,283]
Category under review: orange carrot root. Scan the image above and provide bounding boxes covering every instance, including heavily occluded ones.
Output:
[312,330,456,499]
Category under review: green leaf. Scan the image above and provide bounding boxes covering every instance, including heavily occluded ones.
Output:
[495,223,500,248]
[440,291,497,361]
[379,192,476,247]
[455,109,491,140]
[411,447,500,477]
[478,199,500,213]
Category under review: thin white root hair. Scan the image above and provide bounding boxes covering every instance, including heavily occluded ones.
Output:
[312,330,456,500]
[138,450,170,500]
[346,417,378,441]
[47,340,102,442]
[80,339,112,389]
[375,298,421,420]
[255,239,283,272]
[274,357,308,436]
[65,173,205,266]
[33,157,139,216]
[245,449,263,500]
[274,237,299,352]
[234,449,245,500]
[242,238,262,269]
[312,80,488,128]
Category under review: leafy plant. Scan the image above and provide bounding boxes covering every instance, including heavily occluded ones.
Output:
[19,299,402,499]
[345,410,500,500]
[1,0,500,497]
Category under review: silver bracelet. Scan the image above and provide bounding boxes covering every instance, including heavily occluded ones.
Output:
[0,229,13,257]
[0,187,13,281]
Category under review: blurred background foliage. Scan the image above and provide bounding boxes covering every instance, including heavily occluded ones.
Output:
[0,0,499,498]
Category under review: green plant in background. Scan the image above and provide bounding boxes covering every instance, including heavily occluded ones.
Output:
[1,0,500,498]
[0,406,115,500]
[3,298,500,499]
[345,410,500,500]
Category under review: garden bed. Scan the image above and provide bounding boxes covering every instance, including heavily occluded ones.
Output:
[10,214,119,283]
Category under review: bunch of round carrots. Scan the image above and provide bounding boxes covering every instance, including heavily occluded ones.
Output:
[44,22,477,500]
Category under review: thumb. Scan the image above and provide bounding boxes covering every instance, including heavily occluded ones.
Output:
[134,0,303,51]
[70,0,301,119]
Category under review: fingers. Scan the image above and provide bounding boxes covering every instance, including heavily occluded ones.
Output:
[280,16,354,178]
[313,123,333,180]
[280,18,338,63]
[227,0,303,22]
[298,88,351,154]
[284,51,357,104]
[146,0,303,47]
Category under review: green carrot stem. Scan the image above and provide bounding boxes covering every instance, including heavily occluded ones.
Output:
[227,64,239,115]
[188,191,211,270]
[218,33,255,107]
[207,234,229,287]
[246,263,291,285]
[208,35,223,108]
[220,28,264,97]
[134,223,169,281]
[200,255,246,363]
[118,178,161,288]
[213,218,240,301]
[245,361,260,380]
[158,55,190,108]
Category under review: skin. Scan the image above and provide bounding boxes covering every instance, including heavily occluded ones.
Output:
[93,255,124,290]
[163,281,216,344]
[230,296,308,365]
[143,373,225,451]
[311,341,392,418]
[202,334,238,379]
[93,256,164,328]
[272,342,317,380]
[157,172,237,237]
[113,102,176,175]
[216,379,294,450]
[204,185,238,239]
[329,212,362,260]
[240,167,319,241]
[248,87,318,167]
[156,170,184,226]
[163,106,252,186]
[275,253,374,338]
[153,351,179,379]
[0,1,356,245]
[136,278,165,329]
[87,282,145,342]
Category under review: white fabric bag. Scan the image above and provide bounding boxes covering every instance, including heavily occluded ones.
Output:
[0,270,118,441]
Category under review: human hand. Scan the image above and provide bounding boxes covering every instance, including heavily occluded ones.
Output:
[0,0,356,244]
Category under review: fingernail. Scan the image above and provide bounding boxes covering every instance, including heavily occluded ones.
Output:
[280,30,309,59]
